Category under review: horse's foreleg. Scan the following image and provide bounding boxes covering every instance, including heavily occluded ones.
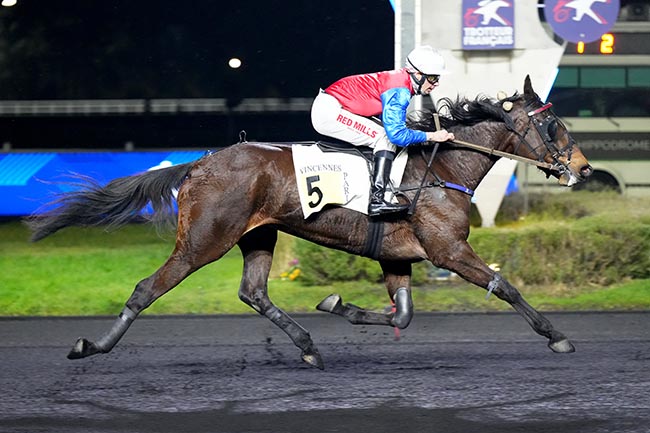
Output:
[434,242,575,353]
[238,227,324,369]
[486,272,575,353]
[383,261,413,329]
[316,261,413,329]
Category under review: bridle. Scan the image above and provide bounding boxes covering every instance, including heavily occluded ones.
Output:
[506,101,576,175]
[403,99,579,208]
[441,100,576,175]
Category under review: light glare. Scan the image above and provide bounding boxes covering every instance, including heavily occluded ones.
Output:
[228,58,242,69]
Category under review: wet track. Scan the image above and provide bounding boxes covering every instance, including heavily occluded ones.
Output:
[1,312,649,433]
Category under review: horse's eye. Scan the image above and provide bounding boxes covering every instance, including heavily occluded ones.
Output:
[548,120,558,141]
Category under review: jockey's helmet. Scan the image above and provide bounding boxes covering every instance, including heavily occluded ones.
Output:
[406,45,448,76]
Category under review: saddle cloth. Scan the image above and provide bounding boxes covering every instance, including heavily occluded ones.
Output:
[292,143,408,219]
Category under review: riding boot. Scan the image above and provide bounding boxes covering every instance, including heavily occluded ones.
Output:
[368,150,409,217]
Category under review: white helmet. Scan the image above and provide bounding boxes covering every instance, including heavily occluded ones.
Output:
[406,45,448,76]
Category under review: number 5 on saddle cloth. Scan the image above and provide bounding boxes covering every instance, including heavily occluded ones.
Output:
[292,142,408,219]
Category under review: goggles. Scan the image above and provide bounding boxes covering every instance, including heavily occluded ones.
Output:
[425,75,440,85]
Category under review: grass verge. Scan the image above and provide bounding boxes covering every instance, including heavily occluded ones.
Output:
[1,220,649,316]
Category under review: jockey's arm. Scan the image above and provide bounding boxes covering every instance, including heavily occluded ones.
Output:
[381,88,426,146]
[380,88,454,145]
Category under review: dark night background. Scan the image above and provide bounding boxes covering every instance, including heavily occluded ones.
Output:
[0,1,395,149]
[0,1,394,99]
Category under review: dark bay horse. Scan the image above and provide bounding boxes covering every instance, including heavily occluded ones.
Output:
[28,76,593,369]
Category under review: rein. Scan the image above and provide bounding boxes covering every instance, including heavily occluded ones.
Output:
[449,137,556,170]
[442,101,572,173]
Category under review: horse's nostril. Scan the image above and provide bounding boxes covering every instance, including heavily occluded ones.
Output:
[581,165,593,178]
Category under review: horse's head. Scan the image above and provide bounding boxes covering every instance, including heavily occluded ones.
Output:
[505,76,593,186]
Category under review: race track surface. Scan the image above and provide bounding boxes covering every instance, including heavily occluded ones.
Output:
[0,312,648,433]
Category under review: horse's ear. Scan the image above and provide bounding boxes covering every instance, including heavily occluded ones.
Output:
[524,75,534,95]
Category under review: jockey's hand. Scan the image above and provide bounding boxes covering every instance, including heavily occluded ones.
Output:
[426,130,455,142]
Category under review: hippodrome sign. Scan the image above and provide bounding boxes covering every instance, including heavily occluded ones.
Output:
[461,0,515,50]
[544,0,620,43]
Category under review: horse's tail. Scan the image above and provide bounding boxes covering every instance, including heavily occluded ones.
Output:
[26,162,194,242]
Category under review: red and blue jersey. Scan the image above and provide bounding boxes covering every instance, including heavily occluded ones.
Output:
[325,68,427,146]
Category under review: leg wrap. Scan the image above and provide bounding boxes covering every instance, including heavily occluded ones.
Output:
[316,294,393,326]
[264,306,312,348]
[264,305,324,369]
[95,306,137,352]
[486,273,502,300]
[391,287,413,329]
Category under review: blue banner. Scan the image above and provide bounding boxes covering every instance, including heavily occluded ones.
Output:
[462,0,515,50]
[0,150,206,216]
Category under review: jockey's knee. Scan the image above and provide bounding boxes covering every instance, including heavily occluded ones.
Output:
[373,135,396,154]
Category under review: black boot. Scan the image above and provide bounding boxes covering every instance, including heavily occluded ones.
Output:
[368,150,409,217]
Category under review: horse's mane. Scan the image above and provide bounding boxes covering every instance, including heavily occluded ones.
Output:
[407,93,529,132]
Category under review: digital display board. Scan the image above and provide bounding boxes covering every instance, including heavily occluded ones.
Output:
[0,150,206,216]
[565,32,650,55]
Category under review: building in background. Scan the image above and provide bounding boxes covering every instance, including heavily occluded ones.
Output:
[394,1,650,228]
[520,10,650,196]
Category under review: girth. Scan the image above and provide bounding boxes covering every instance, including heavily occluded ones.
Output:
[361,219,384,260]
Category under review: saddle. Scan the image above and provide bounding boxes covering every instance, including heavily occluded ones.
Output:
[314,141,374,161]
[291,141,408,219]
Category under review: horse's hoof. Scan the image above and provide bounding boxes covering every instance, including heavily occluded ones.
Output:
[301,348,325,370]
[316,294,342,313]
[548,338,575,353]
[67,338,101,359]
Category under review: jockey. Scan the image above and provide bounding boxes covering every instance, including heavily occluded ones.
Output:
[311,45,455,217]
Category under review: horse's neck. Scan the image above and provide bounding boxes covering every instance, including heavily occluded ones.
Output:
[434,124,507,191]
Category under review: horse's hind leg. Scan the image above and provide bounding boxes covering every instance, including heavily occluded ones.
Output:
[316,260,413,329]
[67,251,206,359]
[316,294,393,326]
[67,204,243,359]
[237,226,324,369]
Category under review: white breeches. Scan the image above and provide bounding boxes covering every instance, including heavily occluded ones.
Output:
[310,91,396,154]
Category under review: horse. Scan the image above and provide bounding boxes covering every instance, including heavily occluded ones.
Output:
[27,76,593,369]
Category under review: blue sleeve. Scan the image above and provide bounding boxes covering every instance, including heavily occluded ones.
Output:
[380,87,427,147]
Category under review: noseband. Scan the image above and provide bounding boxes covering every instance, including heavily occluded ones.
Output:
[508,102,575,175]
